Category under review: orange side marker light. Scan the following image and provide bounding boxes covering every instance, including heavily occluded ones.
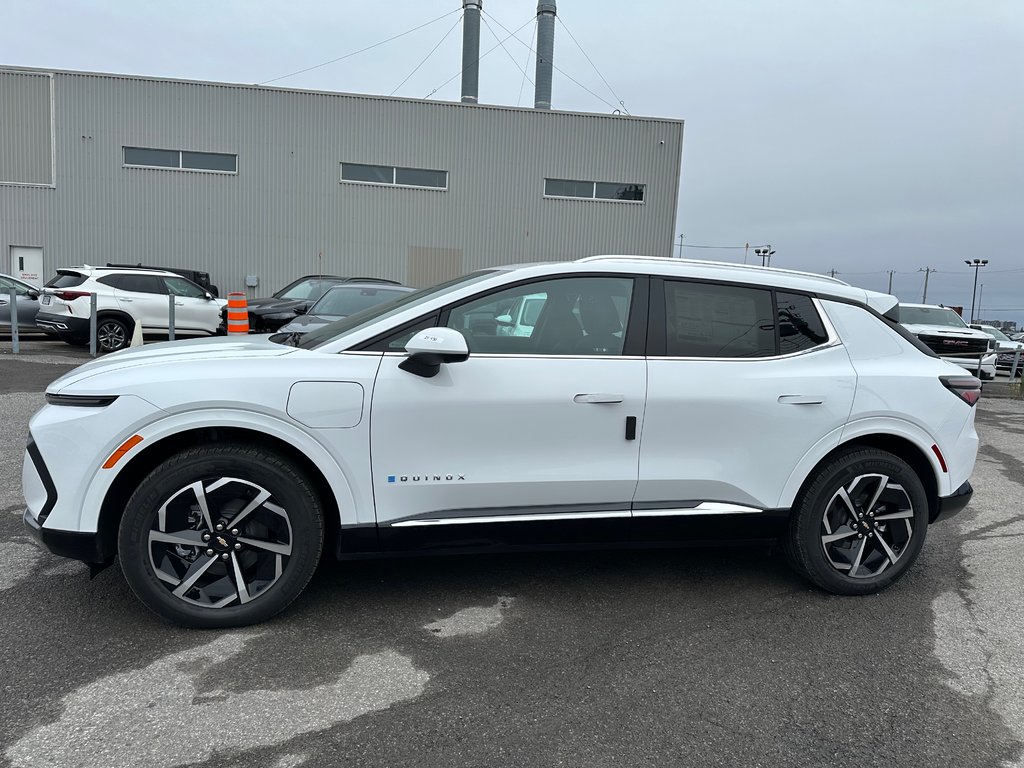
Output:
[102,435,144,469]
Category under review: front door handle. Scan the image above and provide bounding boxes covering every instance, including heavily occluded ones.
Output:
[121,298,133,302]
[778,394,825,405]
[574,393,624,404]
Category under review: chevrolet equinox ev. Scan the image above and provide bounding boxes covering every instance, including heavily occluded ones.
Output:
[23,257,979,627]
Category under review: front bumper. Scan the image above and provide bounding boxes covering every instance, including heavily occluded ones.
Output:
[24,509,109,563]
[932,481,973,523]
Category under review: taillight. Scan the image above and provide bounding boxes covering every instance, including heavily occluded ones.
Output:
[941,375,982,406]
[54,290,90,301]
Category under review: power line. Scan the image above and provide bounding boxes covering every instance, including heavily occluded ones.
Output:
[423,16,536,100]
[390,14,464,96]
[516,18,538,107]
[260,8,461,85]
[482,11,623,112]
[556,16,630,115]
[481,15,533,88]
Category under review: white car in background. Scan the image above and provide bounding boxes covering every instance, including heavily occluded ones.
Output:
[24,257,980,627]
[971,324,1024,377]
[34,266,227,352]
[898,303,997,380]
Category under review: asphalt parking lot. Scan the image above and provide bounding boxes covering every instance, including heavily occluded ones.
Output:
[2,340,1023,768]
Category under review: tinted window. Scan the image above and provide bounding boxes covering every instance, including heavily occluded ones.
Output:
[777,292,829,355]
[544,179,594,198]
[124,147,179,168]
[663,281,775,358]
[312,287,406,316]
[164,276,207,298]
[595,182,645,201]
[448,277,633,356]
[342,163,393,184]
[181,151,236,172]
[395,167,447,188]
[45,272,87,288]
[117,275,167,294]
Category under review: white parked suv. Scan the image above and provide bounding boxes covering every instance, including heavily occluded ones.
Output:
[23,257,980,627]
[35,265,226,352]
[898,303,997,380]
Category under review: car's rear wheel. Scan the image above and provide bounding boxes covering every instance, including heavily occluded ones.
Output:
[118,444,324,628]
[97,316,130,353]
[785,448,929,595]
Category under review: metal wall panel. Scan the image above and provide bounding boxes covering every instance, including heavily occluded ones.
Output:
[0,71,52,185]
[0,68,683,297]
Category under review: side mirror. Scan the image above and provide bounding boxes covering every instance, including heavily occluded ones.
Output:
[204,291,214,301]
[27,290,40,300]
[399,327,469,378]
[494,314,514,326]
[294,306,307,315]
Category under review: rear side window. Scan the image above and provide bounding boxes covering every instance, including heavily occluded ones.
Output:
[116,275,167,294]
[45,272,87,288]
[663,281,775,358]
[777,292,829,355]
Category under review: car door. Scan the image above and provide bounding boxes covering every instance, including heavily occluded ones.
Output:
[111,274,169,331]
[368,274,648,551]
[0,277,40,330]
[162,276,219,334]
[633,279,857,541]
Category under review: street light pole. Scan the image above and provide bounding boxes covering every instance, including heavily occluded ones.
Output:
[965,258,989,323]
[753,245,775,267]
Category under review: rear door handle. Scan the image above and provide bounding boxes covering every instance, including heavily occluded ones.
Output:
[574,393,624,404]
[778,395,825,405]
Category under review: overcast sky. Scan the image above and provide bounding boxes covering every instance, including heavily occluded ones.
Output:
[7,0,1024,324]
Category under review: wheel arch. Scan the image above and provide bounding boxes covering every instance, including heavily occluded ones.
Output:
[788,433,941,523]
[95,424,346,564]
[95,308,136,329]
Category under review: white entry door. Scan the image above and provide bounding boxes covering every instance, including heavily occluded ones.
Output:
[11,246,44,287]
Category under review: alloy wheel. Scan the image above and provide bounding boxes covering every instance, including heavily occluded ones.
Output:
[97,321,127,352]
[147,477,293,608]
[819,473,915,579]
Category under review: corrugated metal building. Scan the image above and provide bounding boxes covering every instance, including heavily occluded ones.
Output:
[0,66,683,294]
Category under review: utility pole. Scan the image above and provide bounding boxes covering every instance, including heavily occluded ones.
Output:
[886,270,896,294]
[965,258,989,323]
[676,234,684,258]
[919,267,936,303]
[828,268,838,278]
[978,283,984,323]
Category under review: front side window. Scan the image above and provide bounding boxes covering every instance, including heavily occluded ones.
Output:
[447,276,634,356]
[164,276,207,298]
[663,280,775,358]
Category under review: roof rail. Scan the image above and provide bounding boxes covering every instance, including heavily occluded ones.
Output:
[574,255,850,286]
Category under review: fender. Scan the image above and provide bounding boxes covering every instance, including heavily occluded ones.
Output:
[79,408,366,532]
[778,416,946,509]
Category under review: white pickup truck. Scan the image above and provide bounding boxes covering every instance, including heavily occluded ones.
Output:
[899,303,997,379]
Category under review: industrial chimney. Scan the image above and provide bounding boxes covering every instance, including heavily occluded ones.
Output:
[461,1,482,104]
[534,1,556,109]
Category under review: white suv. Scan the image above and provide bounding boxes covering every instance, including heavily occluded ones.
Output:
[23,257,980,627]
[35,266,226,352]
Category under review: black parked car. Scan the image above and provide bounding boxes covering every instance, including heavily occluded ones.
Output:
[242,275,402,332]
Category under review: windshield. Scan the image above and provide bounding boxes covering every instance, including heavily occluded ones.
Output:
[293,271,500,349]
[275,278,339,301]
[981,326,1011,341]
[900,306,968,328]
[309,286,411,317]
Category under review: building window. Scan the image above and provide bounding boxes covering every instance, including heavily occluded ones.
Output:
[341,162,447,190]
[544,178,645,202]
[123,147,237,173]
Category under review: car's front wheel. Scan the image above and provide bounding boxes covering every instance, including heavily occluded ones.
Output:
[785,448,930,595]
[118,444,324,628]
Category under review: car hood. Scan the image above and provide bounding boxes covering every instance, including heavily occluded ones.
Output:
[901,324,990,339]
[49,335,295,392]
[277,314,342,333]
[246,297,305,314]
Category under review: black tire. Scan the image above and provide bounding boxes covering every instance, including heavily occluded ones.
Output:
[96,316,131,353]
[785,448,929,595]
[118,444,324,628]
